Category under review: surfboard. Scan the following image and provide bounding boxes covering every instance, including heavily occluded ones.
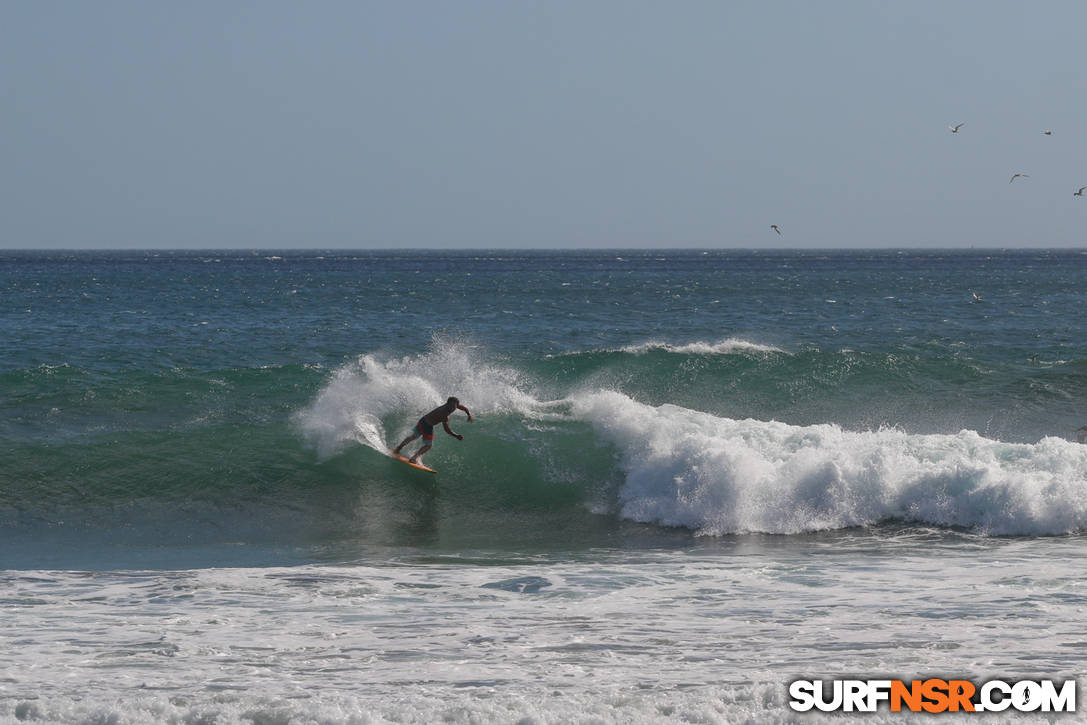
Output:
[389,451,437,474]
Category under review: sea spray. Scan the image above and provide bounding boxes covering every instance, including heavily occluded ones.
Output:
[294,339,542,460]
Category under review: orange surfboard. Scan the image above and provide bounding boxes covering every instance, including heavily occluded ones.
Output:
[389,451,437,474]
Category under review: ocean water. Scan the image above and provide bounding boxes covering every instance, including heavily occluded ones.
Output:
[2,249,1087,723]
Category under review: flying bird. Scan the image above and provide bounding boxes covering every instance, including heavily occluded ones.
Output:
[1043,129,1053,136]
[949,123,964,133]
[770,224,782,235]
[1075,187,1085,197]
[1009,173,1029,183]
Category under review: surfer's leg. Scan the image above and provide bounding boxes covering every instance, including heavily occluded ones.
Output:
[397,419,433,454]
[409,443,431,463]
[393,432,419,454]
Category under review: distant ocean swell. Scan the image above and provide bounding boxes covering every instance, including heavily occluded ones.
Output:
[6,340,1087,539]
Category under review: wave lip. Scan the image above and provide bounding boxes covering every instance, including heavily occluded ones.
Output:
[573,391,1087,537]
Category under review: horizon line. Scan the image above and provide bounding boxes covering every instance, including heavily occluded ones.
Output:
[3,245,1087,253]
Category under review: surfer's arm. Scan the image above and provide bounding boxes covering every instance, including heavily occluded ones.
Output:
[442,420,464,440]
[457,404,473,422]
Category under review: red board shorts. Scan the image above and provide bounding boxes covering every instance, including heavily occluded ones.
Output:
[414,418,435,441]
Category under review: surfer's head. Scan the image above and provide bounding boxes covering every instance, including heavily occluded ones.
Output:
[446,396,460,409]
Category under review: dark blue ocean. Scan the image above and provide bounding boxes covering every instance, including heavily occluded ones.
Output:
[2,249,1086,723]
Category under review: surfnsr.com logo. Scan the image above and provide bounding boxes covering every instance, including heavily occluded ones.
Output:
[789,679,1076,713]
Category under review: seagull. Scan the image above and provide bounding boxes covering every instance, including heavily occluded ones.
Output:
[1009,173,1029,183]
[971,291,982,302]
[770,224,781,235]
[949,123,964,133]
[1075,186,1085,197]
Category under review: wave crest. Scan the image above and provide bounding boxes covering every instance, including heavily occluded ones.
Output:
[296,341,1087,536]
[573,391,1087,536]
[619,338,785,356]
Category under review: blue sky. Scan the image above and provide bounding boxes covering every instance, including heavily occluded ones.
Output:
[2,1,1085,249]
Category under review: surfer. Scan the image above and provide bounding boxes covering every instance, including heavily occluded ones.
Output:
[393,397,473,463]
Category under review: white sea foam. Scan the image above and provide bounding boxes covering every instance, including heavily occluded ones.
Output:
[4,553,1085,724]
[572,391,1087,536]
[618,338,786,355]
[0,687,801,725]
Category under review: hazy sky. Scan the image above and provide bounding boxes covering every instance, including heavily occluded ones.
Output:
[2,1,1086,249]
